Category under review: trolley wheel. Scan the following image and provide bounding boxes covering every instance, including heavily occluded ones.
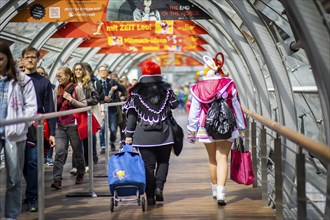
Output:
[110,197,114,212]
[138,197,141,206]
[141,197,146,212]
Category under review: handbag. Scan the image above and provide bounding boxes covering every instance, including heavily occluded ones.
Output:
[73,111,101,140]
[169,113,184,156]
[230,137,255,185]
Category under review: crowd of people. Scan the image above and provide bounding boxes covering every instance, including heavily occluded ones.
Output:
[0,39,246,219]
[0,40,138,219]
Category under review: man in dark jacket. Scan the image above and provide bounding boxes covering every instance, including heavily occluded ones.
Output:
[22,46,56,212]
[98,64,125,153]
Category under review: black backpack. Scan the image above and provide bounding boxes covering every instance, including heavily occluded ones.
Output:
[205,98,236,140]
[204,80,236,140]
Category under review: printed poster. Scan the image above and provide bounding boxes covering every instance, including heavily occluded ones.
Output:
[11,0,211,22]
[51,21,207,38]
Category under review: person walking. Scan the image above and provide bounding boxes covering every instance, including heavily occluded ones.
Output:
[21,46,56,212]
[98,64,125,153]
[82,62,104,162]
[72,63,100,173]
[0,40,37,220]
[123,61,178,206]
[186,54,246,206]
[51,67,87,189]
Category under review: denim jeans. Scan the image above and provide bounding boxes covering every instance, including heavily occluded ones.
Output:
[0,139,25,219]
[139,145,172,198]
[53,124,85,181]
[23,144,38,202]
[99,111,117,147]
[44,140,53,161]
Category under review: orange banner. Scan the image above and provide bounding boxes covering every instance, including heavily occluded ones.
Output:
[11,0,211,22]
[97,44,205,54]
[141,54,203,67]
[51,21,207,38]
[11,0,109,22]
[79,35,207,47]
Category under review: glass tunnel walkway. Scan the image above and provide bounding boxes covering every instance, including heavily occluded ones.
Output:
[0,0,329,219]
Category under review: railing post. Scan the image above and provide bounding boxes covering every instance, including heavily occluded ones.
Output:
[36,119,45,220]
[245,116,250,151]
[251,120,257,188]
[297,114,307,219]
[260,125,268,205]
[104,104,109,174]
[88,110,97,198]
[274,134,283,219]
[296,146,306,220]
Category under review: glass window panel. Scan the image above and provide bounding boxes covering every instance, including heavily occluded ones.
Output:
[4,22,48,39]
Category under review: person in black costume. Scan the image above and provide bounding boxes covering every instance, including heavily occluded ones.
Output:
[123,61,178,206]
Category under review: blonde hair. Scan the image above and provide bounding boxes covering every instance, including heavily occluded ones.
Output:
[72,63,90,89]
[58,66,73,78]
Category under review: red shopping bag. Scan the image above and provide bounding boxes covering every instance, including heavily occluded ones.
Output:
[73,111,101,140]
[230,138,255,185]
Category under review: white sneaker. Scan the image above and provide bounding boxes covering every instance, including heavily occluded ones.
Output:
[85,166,89,173]
[217,185,226,206]
[211,184,217,199]
[69,167,77,175]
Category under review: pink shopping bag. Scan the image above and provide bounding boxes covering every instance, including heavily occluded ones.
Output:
[230,138,255,185]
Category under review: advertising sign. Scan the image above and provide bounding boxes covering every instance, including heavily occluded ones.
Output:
[51,21,207,38]
[78,35,207,47]
[97,44,205,54]
[141,54,203,67]
[11,0,211,22]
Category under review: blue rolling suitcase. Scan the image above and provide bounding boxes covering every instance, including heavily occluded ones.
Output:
[108,145,146,212]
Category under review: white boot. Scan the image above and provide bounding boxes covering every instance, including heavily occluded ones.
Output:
[217,185,226,206]
[211,183,217,199]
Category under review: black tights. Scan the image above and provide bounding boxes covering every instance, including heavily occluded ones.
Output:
[139,145,172,198]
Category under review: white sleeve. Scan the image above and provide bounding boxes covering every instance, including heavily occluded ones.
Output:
[232,89,246,131]
[22,79,37,124]
[187,96,201,133]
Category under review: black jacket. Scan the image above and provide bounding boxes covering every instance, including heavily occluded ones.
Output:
[123,77,178,147]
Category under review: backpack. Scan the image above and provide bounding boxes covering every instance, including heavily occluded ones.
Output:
[204,81,236,140]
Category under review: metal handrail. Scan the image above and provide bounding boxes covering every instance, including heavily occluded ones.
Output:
[0,106,92,220]
[244,107,329,219]
[243,107,330,162]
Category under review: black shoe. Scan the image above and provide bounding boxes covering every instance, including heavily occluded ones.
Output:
[93,155,99,164]
[110,143,116,151]
[100,148,105,154]
[75,174,84,184]
[217,200,226,206]
[51,181,62,189]
[28,199,38,212]
[155,188,164,202]
[147,197,156,206]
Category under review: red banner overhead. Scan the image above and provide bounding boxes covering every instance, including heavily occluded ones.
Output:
[97,44,205,54]
[140,54,203,67]
[51,21,207,38]
[79,35,207,47]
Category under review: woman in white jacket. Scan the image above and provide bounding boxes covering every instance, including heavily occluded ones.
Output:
[0,40,37,220]
[187,54,246,206]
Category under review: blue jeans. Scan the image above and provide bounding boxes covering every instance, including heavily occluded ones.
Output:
[0,139,26,219]
[23,144,38,202]
[99,111,117,147]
